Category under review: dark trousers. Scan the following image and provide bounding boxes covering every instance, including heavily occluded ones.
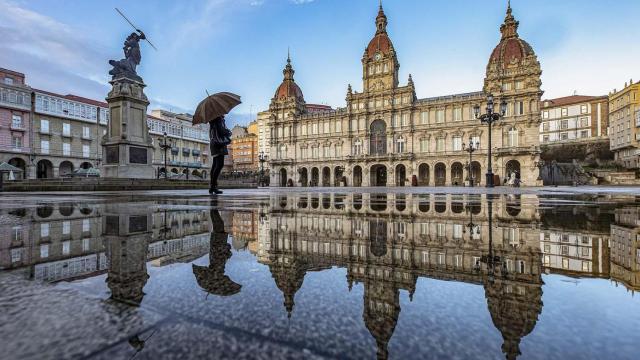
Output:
[210,155,224,189]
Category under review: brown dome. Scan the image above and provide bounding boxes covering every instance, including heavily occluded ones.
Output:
[489,37,534,68]
[366,33,393,59]
[275,81,303,101]
[488,4,535,69]
[273,55,305,102]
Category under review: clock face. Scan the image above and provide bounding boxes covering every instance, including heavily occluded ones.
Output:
[374,52,382,61]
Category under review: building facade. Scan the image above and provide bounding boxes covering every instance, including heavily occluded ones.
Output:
[539,95,609,144]
[147,109,210,179]
[263,3,542,187]
[31,90,109,178]
[609,80,640,169]
[0,68,32,179]
[229,123,259,173]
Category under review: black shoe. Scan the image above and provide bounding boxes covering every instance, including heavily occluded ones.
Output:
[210,188,223,195]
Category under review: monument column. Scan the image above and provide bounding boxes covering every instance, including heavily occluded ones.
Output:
[101,77,155,178]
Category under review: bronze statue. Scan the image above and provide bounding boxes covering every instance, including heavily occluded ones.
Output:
[108,31,146,81]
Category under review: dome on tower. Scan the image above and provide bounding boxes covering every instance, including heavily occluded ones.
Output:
[487,2,535,69]
[365,3,394,60]
[274,54,304,102]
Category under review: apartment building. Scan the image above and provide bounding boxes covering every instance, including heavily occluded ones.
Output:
[147,110,210,179]
[539,95,608,144]
[609,80,640,169]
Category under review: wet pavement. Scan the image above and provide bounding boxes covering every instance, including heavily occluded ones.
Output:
[1,187,639,359]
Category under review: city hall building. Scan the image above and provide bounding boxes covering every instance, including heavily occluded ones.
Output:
[265,3,543,187]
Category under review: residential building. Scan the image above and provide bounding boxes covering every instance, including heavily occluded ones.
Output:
[229,123,258,172]
[147,110,210,179]
[31,89,109,178]
[609,80,640,169]
[0,68,32,178]
[263,3,543,187]
[539,95,608,144]
[610,206,640,291]
[540,230,610,277]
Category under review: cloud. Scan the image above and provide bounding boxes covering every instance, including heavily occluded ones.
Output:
[0,0,110,98]
[290,0,315,4]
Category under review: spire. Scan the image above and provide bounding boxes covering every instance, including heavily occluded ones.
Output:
[500,0,519,39]
[375,0,388,34]
[408,73,414,87]
[283,49,294,81]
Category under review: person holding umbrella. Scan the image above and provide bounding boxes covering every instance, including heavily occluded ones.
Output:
[193,92,241,195]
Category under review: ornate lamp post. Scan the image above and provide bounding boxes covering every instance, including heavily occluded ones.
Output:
[258,151,268,187]
[462,137,479,187]
[159,132,173,179]
[474,94,507,188]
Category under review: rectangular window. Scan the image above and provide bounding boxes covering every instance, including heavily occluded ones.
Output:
[579,117,589,127]
[420,138,429,152]
[83,126,90,139]
[40,244,49,258]
[62,142,71,156]
[420,111,428,124]
[312,123,318,134]
[543,135,549,143]
[12,136,22,149]
[335,120,341,133]
[452,136,462,151]
[580,104,588,114]
[323,122,329,134]
[392,114,399,127]
[542,111,549,119]
[436,109,445,123]
[436,138,444,152]
[11,114,22,128]
[62,241,70,255]
[542,122,549,132]
[41,223,50,237]
[82,144,90,158]
[401,113,410,126]
[517,101,524,115]
[83,219,90,232]
[436,223,445,237]
[561,108,568,116]
[40,119,49,133]
[560,119,569,129]
[560,132,568,140]
[41,140,49,154]
[63,123,71,136]
[453,108,462,121]
[515,80,524,90]
[62,221,71,235]
[471,135,480,149]
[580,130,589,138]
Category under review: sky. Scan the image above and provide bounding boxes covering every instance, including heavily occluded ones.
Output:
[1,0,639,127]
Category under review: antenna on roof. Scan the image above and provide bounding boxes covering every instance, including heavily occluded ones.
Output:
[205,89,210,97]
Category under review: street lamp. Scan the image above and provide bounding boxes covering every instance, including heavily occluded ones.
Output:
[159,132,173,179]
[258,151,268,187]
[474,94,507,188]
[462,137,479,187]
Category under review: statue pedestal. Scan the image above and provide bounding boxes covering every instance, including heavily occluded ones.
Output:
[101,76,155,179]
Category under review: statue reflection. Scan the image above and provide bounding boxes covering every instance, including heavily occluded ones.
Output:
[192,202,241,297]
[104,212,151,306]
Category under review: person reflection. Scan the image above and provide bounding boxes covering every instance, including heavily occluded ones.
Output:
[192,201,241,296]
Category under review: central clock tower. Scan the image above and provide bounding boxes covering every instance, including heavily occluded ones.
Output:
[362,3,399,93]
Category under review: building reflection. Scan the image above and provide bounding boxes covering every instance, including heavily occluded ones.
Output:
[1,193,638,359]
[258,193,623,359]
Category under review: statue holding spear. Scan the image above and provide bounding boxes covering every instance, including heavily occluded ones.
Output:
[108,8,157,82]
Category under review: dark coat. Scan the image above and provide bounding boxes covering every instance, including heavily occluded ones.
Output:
[209,118,232,157]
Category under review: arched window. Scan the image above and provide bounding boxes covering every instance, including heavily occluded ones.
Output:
[395,136,406,153]
[508,127,518,147]
[352,138,362,155]
[369,120,387,155]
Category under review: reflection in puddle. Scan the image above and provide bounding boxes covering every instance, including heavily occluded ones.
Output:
[1,192,639,359]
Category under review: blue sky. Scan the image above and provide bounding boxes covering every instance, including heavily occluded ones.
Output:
[1,0,639,127]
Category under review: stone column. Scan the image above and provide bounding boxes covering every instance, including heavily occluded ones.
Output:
[101,77,155,179]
